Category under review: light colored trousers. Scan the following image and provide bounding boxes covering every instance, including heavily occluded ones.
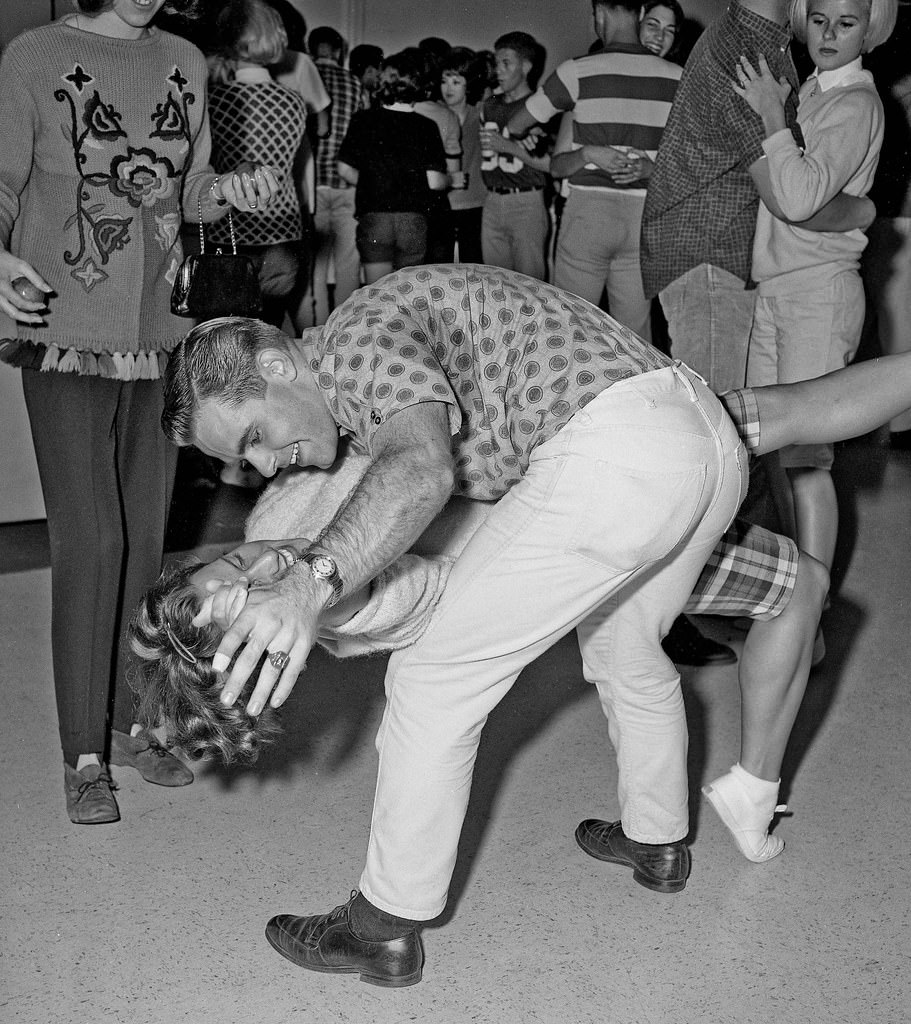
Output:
[295,185,360,329]
[359,364,746,919]
[747,271,865,470]
[659,263,756,392]
[481,189,549,281]
[555,188,651,341]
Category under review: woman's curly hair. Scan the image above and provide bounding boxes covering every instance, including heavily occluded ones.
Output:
[128,560,281,765]
[376,49,426,106]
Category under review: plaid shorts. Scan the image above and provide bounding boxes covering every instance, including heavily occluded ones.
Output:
[684,517,799,621]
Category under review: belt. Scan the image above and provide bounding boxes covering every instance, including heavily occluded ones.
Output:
[490,185,542,195]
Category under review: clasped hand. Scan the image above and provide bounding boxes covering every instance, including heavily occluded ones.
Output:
[214,163,281,213]
[732,54,791,118]
[193,572,325,717]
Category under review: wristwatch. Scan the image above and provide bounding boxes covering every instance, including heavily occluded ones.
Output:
[302,551,344,607]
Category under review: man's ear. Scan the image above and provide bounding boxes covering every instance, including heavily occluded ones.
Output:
[256,347,299,383]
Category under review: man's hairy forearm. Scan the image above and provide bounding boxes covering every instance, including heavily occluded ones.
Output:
[311,445,453,589]
[292,404,456,604]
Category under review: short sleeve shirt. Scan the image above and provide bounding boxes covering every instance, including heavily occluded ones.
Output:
[337,107,447,217]
[481,94,551,191]
[526,46,681,190]
[313,59,362,190]
[312,265,671,499]
[640,1,802,295]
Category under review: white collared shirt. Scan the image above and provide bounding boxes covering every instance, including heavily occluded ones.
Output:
[804,57,873,97]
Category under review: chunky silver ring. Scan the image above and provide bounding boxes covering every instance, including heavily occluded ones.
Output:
[268,650,290,671]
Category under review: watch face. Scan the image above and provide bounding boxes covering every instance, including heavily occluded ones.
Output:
[311,555,336,578]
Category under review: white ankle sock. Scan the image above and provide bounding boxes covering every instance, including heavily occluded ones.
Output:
[702,763,787,863]
[731,762,780,800]
[75,753,100,772]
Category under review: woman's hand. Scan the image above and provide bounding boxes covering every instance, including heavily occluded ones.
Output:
[192,576,250,631]
[733,55,791,134]
[610,147,654,185]
[582,145,635,175]
[212,164,282,213]
[0,250,52,324]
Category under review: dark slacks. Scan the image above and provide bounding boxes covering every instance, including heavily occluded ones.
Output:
[22,370,176,764]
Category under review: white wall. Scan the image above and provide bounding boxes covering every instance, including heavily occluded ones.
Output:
[289,0,726,75]
[2,1,728,73]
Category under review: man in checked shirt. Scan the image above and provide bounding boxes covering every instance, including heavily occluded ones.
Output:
[641,0,876,394]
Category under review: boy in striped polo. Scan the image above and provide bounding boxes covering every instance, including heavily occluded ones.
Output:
[509,0,681,342]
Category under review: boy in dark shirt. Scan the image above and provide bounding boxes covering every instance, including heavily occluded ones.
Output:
[480,31,551,280]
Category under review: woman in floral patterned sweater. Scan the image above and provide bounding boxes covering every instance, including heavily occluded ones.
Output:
[0,0,279,825]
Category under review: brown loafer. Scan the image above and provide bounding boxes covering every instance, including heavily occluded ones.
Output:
[64,763,120,825]
[110,729,193,787]
[575,818,690,893]
[265,892,424,988]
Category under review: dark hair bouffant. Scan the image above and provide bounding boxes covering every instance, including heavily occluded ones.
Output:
[441,47,489,106]
[128,561,281,765]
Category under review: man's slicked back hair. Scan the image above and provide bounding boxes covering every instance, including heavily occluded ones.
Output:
[161,318,289,447]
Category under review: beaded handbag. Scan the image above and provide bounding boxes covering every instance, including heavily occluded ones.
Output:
[170,198,262,319]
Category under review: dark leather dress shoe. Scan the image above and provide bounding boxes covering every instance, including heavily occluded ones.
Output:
[110,729,194,787]
[265,891,424,988]
[575,819,690,893]
[662,614,737,667]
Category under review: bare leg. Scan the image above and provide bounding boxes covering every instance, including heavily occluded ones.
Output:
[703,551,829,862]
[788,467,838,571]
[738,551,829,780]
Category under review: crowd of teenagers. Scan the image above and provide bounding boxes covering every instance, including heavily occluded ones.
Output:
[0,0,909,992]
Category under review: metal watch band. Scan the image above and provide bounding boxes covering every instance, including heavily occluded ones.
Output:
[301,551,344,607]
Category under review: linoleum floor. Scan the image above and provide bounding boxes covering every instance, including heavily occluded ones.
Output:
[1,436,909,1024]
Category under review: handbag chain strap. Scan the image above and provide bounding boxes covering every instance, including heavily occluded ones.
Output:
[196,193,238,255]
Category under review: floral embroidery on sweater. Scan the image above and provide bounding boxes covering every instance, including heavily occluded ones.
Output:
[54,62,195,292]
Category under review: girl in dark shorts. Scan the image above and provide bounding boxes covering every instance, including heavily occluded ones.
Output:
[337,49,448,282]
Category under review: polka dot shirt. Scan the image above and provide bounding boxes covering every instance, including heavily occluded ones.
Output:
[313,265,671,500]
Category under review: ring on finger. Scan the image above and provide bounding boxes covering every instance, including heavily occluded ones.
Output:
[268,649,290,671]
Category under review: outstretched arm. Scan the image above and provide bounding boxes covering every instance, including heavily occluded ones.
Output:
[506,103,539,137]
[210,401,455,714]
[750,352,911,455]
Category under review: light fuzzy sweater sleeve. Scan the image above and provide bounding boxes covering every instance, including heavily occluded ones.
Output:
[244,450,468,658]
[762,83,883,220]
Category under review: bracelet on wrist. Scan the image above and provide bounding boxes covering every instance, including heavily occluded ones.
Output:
[209,176,228,207]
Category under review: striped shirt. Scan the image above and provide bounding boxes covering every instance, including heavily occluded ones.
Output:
[525,44,681,192]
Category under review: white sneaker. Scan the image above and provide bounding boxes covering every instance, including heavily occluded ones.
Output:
[702,769,787,863]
